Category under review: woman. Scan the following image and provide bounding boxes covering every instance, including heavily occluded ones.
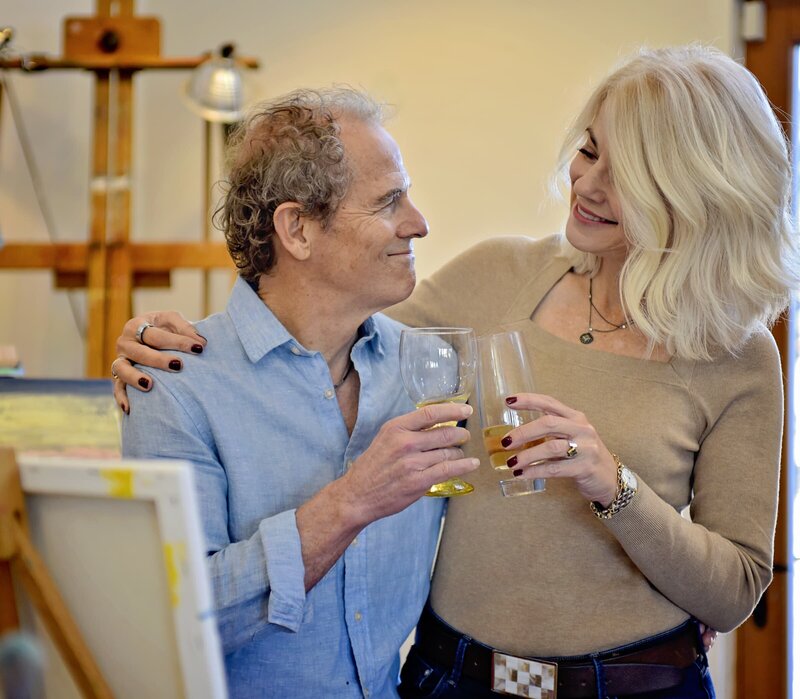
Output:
[112,46,796,697]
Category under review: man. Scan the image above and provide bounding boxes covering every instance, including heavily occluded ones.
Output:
[120,88,479,698]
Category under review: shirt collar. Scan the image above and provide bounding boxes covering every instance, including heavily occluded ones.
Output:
[357,315,386,358]
[227,277,294,363]
[227,276,387,363]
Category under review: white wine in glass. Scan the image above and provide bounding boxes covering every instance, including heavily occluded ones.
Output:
[399,327,477,497]
[476,330,546,497]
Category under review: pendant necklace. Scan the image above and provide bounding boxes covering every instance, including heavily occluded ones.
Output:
[579,277,633,345]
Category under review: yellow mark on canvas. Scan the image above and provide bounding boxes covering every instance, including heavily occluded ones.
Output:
[100,468,134,498]
[163,542,186,608]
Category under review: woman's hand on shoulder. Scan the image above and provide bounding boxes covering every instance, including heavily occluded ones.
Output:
[112,311,205,413]
[499,393,619,505]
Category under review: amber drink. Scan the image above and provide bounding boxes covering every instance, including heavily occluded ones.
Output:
[476,331,545,497]
[400,328,477,497]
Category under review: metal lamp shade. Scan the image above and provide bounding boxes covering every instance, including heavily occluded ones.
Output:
[183,56,246,123]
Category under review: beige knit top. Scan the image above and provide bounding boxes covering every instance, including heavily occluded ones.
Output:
[387,233,781,656]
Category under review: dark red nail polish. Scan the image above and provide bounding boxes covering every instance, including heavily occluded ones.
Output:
[506,396,517,404]
[169,359,182,371]
[501,436,512,448]
[507,456,518,467]
[191,344,204,354]
[138,377,150,389]
[124,405,130,415]
[513,468,523,477]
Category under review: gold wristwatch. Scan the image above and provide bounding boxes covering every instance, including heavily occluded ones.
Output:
[590,452,638,520]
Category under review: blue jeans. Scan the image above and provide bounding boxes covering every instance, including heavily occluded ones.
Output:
[398,624,716,699]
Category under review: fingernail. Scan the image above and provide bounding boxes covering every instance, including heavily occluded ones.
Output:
[124,405,130,415]
[169,359,182,371]
[513,468,523,477]
[505,396,517,404]
[507,455,518,467]
[501,436,512,448]
[191,344,204,354]
[471,459,481,467]
[138,377,150,389]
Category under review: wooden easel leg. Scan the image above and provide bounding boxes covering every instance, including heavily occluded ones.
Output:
[85,70,110,379]
[104,69,134,370]
[0,561,19,634]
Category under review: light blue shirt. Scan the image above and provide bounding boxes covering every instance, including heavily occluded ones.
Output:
[123,277,444,699]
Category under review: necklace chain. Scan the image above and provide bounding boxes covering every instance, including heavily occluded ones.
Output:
[580,277,634,345]
[333,359,353,389]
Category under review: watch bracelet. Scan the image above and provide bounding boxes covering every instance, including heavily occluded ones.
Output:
[590,452,635,520]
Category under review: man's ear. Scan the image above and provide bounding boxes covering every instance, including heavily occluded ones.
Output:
[273,202,313,261]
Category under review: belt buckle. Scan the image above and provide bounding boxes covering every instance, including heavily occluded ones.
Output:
[491,650,557,698]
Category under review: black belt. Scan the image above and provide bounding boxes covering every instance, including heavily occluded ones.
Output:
[415,607,701,698]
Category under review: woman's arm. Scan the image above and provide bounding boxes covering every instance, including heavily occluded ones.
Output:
[505,330,782,631]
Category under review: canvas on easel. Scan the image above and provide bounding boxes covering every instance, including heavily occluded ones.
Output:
[8,453,227,699]
[0,378,120,458]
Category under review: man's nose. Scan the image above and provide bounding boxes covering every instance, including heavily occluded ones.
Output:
[399,199,429,239]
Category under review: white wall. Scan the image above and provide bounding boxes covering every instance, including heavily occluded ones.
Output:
[0,0,738,693]
[1,0,738,377]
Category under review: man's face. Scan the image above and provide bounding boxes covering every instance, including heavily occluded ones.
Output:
[308,117,429,315]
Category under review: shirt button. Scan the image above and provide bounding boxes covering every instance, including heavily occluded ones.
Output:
[354,611,362,622]
[323,388,335,399]
[290,346,301,356]
[346,460,354,470]
[352,537,358,546]
[364,690,370,698]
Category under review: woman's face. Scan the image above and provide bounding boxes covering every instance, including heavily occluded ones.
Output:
[565,105,628,262]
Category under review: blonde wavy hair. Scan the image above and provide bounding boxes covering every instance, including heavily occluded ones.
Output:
[556,45,800,360]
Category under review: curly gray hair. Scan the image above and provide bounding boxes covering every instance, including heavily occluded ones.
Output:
[217,87,385,283]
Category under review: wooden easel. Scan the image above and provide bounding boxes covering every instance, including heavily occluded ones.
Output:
[0,1,258,377]
[0,448,112,698]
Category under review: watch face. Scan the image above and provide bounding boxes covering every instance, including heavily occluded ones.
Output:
[621,467,638,491]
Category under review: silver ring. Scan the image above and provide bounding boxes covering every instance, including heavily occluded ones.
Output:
[110,356,126,380]
[565,440,579,459]
[135,321,154,345]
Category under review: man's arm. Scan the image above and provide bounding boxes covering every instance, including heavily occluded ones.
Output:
[124,377,478,650]
[297,402,475,588]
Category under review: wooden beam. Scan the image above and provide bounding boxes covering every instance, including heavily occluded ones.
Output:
[55,271,173,289]
[0,243,88,271]
[130,242,232,270]
[0,55,259,72]
[0,242,231,272]
[85,70,110,378]
[103,69,135,371]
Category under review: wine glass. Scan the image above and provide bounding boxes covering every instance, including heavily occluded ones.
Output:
[399,327,477,497]
[476,330,546,497]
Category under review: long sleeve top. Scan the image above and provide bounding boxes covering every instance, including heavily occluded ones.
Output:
[387,233,781,655]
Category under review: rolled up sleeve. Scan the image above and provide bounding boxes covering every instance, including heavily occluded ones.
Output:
[260,509,307,630]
